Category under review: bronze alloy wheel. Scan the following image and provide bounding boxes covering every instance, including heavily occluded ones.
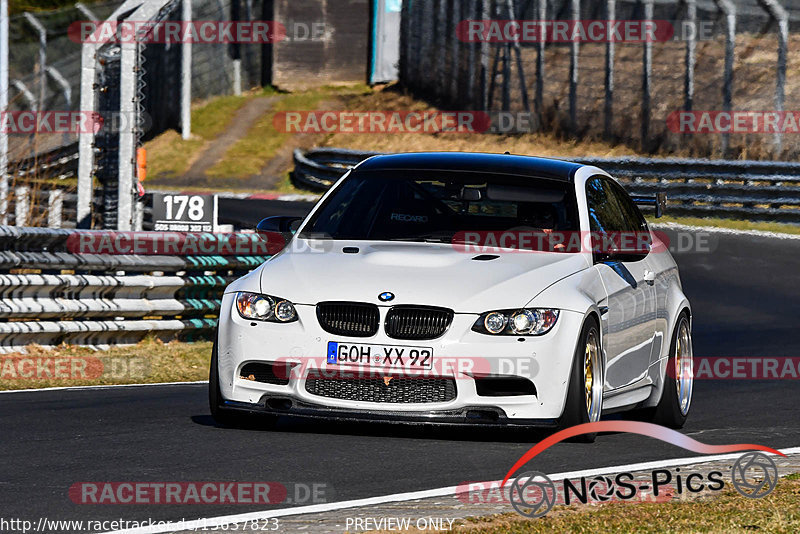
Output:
[583,330,603,422]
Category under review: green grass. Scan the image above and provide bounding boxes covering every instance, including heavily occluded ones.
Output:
[204,85,368,180]
[144,92,256,182]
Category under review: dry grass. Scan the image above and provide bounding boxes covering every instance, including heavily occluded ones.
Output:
[0,338,212,391]
[322,86,643,159]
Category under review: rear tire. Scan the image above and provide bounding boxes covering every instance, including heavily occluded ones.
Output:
[651,312,693,428]
[558,317,603,443]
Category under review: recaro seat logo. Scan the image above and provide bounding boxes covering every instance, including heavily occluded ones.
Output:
[503,421,783,518]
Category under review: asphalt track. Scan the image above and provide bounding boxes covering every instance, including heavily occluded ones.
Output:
[1,211,799,530]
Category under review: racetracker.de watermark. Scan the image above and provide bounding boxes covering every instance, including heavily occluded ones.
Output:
[0,111,148,135]
[67,231,283,256]
[457,19,723,43]
[68,482,329,505]
[669,357,800,380]
[667,110,800,134]
[274,111,492,134]
[0,356,149,381]
[263,355,541,381]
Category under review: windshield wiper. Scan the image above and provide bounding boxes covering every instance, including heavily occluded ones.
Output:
[385,236,451,243]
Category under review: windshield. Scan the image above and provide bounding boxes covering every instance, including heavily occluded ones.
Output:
[298,170,579,243]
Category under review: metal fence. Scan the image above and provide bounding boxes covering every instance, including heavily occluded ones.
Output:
[292,147,800,223]
[400,0,800,159]
[0,225,267,353]
[3,0,270,228]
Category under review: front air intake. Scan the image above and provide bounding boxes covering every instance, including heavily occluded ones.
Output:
[316,302,380,337]
[384,305,454,340]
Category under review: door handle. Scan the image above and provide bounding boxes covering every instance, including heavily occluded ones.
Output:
[643,270,655,285]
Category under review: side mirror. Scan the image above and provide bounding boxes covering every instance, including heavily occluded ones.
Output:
[597,243,651,263]
[256,216,302,235]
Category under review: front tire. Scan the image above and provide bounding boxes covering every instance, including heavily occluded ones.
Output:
[651,312,693,428]
[209,341,241,426]
[558,317,603,442]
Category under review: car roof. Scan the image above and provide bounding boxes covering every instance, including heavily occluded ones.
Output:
[354,152,583,182]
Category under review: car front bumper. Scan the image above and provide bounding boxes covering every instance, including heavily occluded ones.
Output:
[216,293,585,422]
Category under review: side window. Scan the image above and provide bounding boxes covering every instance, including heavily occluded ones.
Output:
[585,176,627,233]
[605,179,649,233]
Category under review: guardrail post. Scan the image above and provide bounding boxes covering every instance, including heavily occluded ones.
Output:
[604,0,615,138]
[641,0,653,148]
[569,0,579,133]
[14,186,28,226]
[48,189,63,228]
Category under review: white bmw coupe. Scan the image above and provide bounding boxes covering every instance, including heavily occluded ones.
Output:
[210,152,693,438]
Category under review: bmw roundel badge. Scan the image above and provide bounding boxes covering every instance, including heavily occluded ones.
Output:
[378,292,395,302]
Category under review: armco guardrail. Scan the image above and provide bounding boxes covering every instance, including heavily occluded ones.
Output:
[0,226,268,353]
[293,148,800,223]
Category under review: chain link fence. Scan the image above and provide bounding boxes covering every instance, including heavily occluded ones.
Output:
[5,0,269,227]
[7,0,266,162]
[401,0,800,159]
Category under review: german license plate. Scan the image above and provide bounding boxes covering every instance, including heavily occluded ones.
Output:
[326,341,433,370]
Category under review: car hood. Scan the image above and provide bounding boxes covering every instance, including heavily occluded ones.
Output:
[258,240,590,312]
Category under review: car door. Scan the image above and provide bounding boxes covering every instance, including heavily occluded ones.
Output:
[586,176,657,391]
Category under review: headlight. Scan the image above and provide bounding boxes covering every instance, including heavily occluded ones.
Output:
[235,292,298,323]
[472,308,559,336]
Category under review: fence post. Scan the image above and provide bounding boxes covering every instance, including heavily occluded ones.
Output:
[47,190,63,229]
[569,0,579,133]
[413,0,425,91]
[480,0,490,111]
[535,0,545,123]
[507,0,529,113]
[466,2,477,107]
[77,35,97,229]
[0,0,7,226]
[641,0,653,148]
[715,0,735,157]
[45,66,72,145]
[14,186,28,226]
[22,13,46,114]
[75,2,99,21]
[181,0,192,140]
[604,0,615,138]
[684,0,696,112]
[450,0,462,104]
[437,0,447,99]
[756,0,787,153]
[118,40,137,231]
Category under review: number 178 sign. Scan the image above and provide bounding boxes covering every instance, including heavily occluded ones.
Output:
[152,193,218,232]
